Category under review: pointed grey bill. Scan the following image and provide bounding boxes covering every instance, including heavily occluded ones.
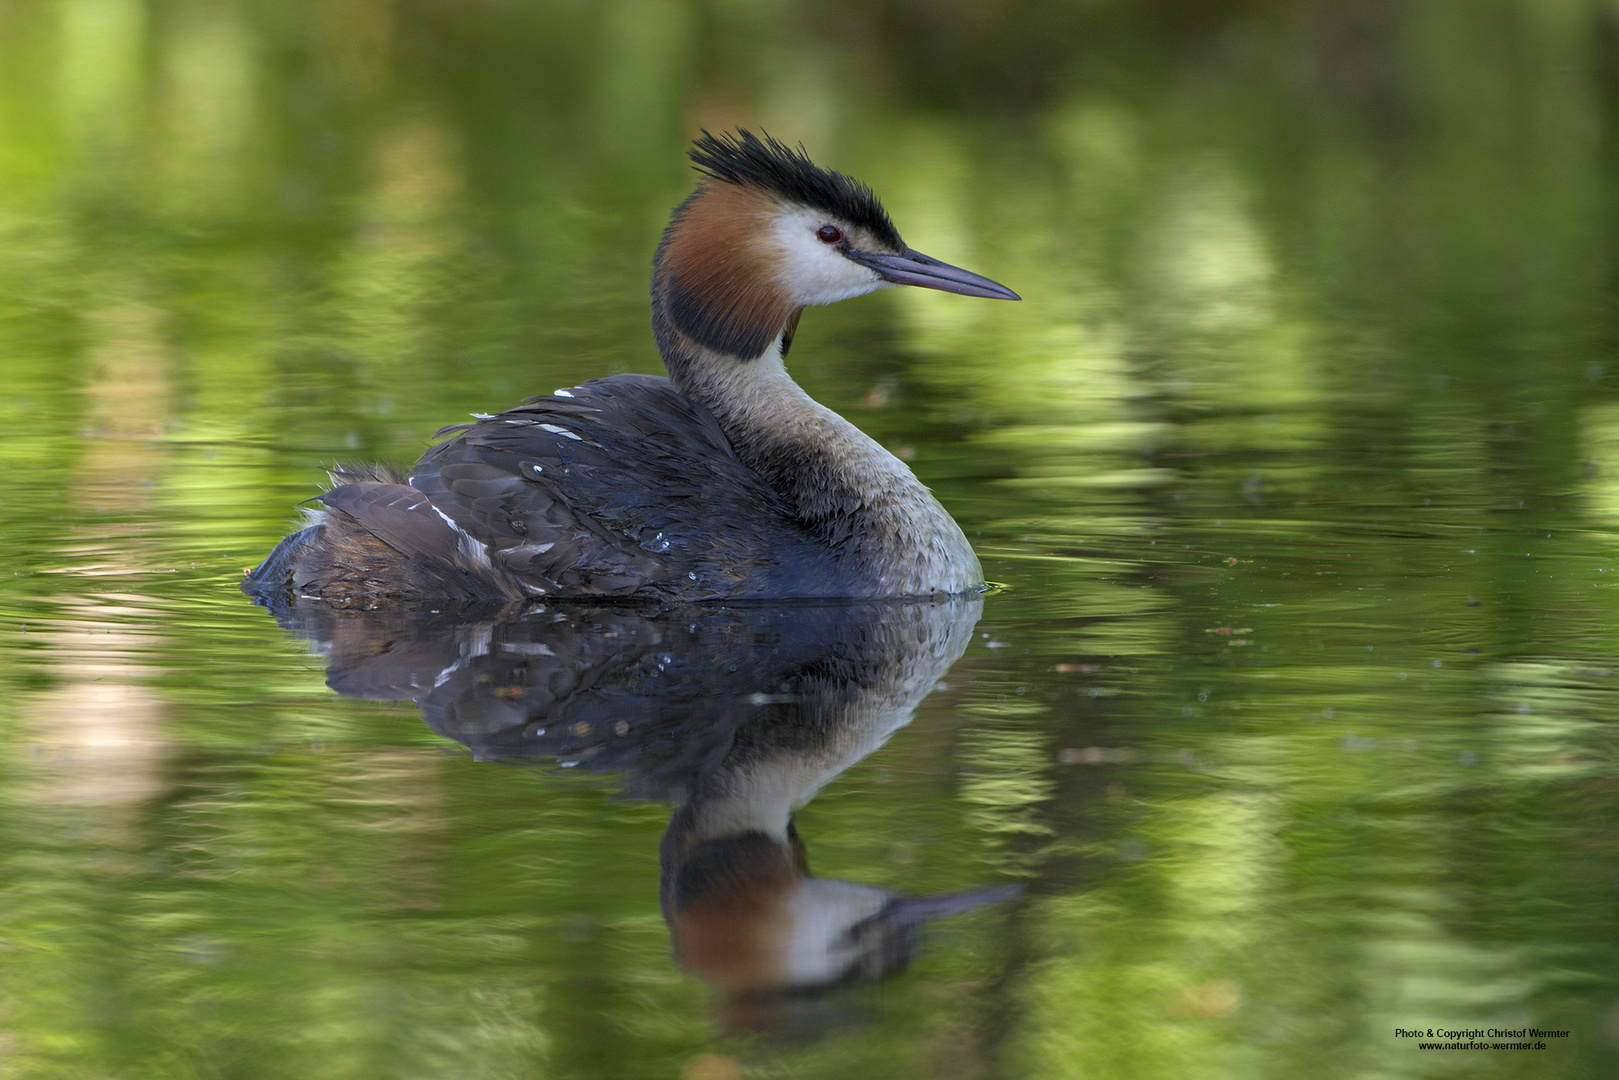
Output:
[871,883,1024,930]
[846,247,1021,300]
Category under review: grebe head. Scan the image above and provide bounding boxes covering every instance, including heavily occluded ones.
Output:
[654,129,1019,361]
[663,819,1021,997]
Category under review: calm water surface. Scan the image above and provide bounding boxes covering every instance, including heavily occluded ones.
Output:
[5,2,1619,1077]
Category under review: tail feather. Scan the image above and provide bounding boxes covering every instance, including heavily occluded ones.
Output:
[242,465,525,605]
[242,524,322,601]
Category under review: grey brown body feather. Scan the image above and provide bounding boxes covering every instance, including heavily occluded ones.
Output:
[246,375,867,603]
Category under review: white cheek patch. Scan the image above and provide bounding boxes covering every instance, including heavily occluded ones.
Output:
[771,206,889,306]
[781,878,891,985]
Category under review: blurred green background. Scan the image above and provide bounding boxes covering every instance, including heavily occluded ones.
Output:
[5,0,1619,1076]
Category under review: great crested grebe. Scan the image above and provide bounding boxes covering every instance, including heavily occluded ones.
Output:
[244,130,1018,604]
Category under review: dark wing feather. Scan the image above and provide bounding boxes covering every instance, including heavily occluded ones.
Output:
[315,482,527,601]
[318,482,462,560]
[408,374,845,599]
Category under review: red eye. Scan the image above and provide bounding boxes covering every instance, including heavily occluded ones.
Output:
[816,225,842,244]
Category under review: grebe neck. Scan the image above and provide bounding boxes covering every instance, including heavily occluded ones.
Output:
[651,303,981,595]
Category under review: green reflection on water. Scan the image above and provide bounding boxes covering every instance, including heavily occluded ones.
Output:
[4,0,1619,1077]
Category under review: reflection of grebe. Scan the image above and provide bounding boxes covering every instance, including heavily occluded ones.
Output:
[256,595,1018,1014]
[661,713,1018,998]
[245,130,1017,605]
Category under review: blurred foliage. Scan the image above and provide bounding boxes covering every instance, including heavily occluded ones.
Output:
[4,0,1619,1077]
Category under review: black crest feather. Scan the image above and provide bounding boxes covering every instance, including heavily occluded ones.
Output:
[689,129,902,250]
